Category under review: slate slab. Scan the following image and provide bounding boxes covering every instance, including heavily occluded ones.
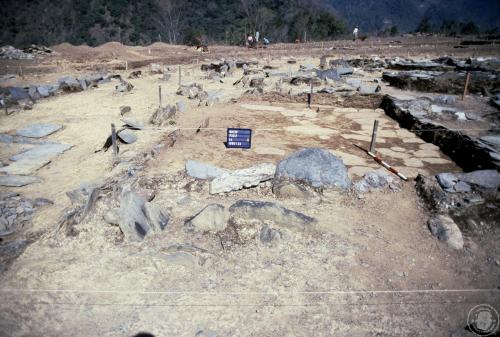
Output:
[117,129,137,144]
[16,124,62,138]
[0,175,40,187]
[0,158,51,175]
[10,143,72,162]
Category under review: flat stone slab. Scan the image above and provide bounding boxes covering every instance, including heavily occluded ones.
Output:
[210,163,275,194]
[121,118,144,130]
[16,124,62,138]
[0,175,40,187]
[10,143,72,162]
[186,160,228,180]
[0,158,51,175]
[117,129,137,144]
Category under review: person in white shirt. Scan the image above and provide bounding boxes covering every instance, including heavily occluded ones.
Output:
[353,26,359,41]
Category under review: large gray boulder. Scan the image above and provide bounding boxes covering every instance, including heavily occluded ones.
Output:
[274,148,350,189]
[210,163,275,194]
[427,214,464,250]
[185,160,228,180]
[185,204,227,232]
[118,185,169,241]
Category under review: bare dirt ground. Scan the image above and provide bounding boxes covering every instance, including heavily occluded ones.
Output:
[0,36,499,337]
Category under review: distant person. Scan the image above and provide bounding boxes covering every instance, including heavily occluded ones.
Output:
[353,26,359,41]
[247,35,254,47]
[263,37,270,47]
[255,31,260,42]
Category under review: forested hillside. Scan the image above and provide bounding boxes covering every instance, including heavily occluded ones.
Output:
[1,0,498,47]
[0,0,345,47]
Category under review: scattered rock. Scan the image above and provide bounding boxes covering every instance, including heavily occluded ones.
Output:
[186,160,228,180]
[128,70,142,79]
[272,181,315,199]
[115,80,134,92]
[260,225,281,244]
[120,106,131,115]
[250,77,264,88]
[433,95,457,105]
[185,204,228,232]
[104,209,119,225]
[354,170,394,193]
[118,185,169,241]
[176,101,186,113]
[428,214,464,250]
[0,45,35,60]
[195,330,219,337]
[121,118,144,130]
[162,252,200,268]
[210,163,275,194]
[117,129,137,144]
[274,148,350,189]
[58,76,83,92]
[177,83,203,98]
[150,63,164,74]
[150,105,176,126]
[229,199,317,230]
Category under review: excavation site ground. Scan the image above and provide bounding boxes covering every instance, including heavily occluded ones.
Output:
[0,36,499,337]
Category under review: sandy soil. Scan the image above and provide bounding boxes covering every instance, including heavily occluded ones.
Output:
[0,37,499,337]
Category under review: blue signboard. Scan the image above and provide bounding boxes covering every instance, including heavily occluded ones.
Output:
[226,128,252,149]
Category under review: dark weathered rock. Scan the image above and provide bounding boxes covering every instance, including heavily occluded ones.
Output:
[428,214,464,250]
[229,199,317,230]
[115,80,134,92]
[150,105,176,126]
[128,70,142,79]
[118,185,169,241]
[415,174,449,212]
[260,225,281,244]
[274,148,350,189]
[250,77,264,88]
[316,69,340,81]
[58,76,83,92]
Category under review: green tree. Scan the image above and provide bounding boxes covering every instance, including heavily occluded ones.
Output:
[461,21,479,35]
[416,17,431,33]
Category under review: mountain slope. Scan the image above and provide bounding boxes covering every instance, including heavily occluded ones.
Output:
[327,0,500,32]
